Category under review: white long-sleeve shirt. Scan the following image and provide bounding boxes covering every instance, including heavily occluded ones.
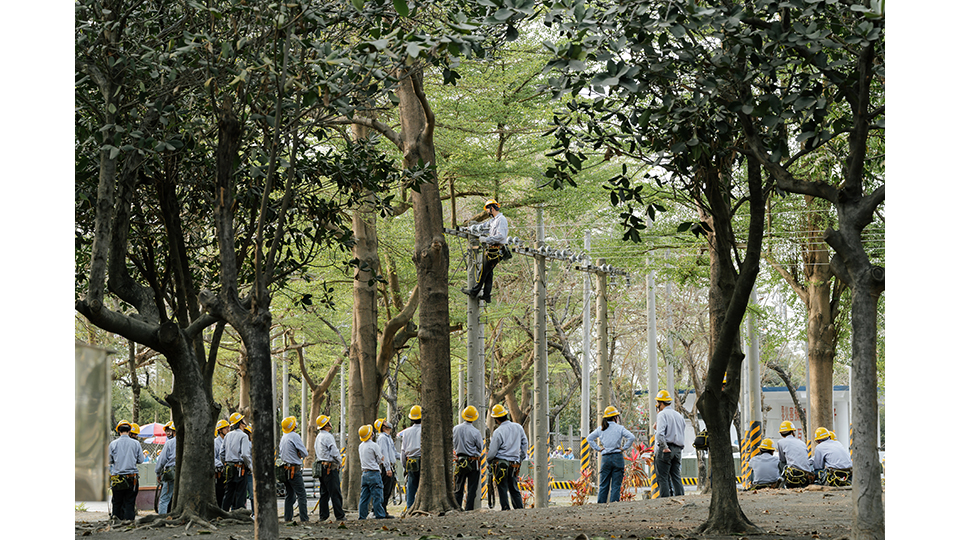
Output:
[220,428,252,469]
[655,405,686,450]
[399,424,422,462]
[314,429,342,464]
[777,434,813,472]
[279,432,309,465]
[110,436,143,475]
[481,213,508,245]
[812,439,853,470]
[359,439,385,471]
[586,421,636,455]
[487,420,528,462]
[155,436,177,474]
[452,421,484,458]
[376,433,400,472]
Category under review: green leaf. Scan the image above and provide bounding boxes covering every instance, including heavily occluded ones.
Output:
[506,25,519,42]
[352,0,363,10]
[393,0,409,17]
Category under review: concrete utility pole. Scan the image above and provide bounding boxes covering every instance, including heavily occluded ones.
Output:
[282,345,290,419]
[340,363,345,446]
[647,247,658,436]
[665,251,675,397]
[464,231,485,510]
[581,231,592,440]
[301,376,308,439]
[532,207,549,508]
[747,288,762,424]
[596,258,610,413]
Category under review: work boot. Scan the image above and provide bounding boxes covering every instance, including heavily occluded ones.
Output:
[460,286,479,298]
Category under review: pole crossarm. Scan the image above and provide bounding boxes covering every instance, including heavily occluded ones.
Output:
[444,226,631,280]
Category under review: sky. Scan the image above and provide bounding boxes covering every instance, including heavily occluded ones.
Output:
[0,0,951,536]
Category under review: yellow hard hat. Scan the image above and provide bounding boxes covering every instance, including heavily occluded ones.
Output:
[484,198,500,209]
[130,423,140,435]
[163,421,176,432]
[655,390,672,403]
[281,416,297,434]
[409,405,422,420]
[814,427,831,441]
[215,419,229,432]
[229,412,245,426]
[461,406,479,422]
[374,418,385,432]
[779,420,795,433]
[316,415,330,429]
[243,424,252,434]
[358,424,373,442]
[603,406,621,418]
[115,420,131,433]
[758,438,775,451]
[829,431,837,441]
[491,404,508,418]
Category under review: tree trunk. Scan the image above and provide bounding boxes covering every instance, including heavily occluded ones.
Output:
[400,68,458,514]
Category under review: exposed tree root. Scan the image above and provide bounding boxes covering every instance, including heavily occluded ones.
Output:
[695,510,764,535]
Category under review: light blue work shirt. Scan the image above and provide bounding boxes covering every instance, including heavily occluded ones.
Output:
[214,435,224,467]
[487,420,528,462]
[359,439,384,471]
[776,434,813,472]
[377,432,400,472]
[748,453,781,485]
[109,435,143,475]
[586,420,636,455]
[155,436,177,474]
[220,428,252,469]
[655,405,686,450]
[399,424,422,461]
[314,429,342,464]
[452,421,484,458]
[279,431,309,465]
[813,439,853,470]
[481,213,509,245]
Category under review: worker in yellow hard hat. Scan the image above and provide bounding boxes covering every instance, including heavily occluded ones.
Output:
[399,405,423,512]
[219,413,252,512]
[375,418,400,517]
[487,404,528,510]
[278,417,310,522]
[461,199,509,303]
[812,426,853,486]
[155,422,177,514]
[747,438,780,489]
[654,390,685,497]
[109,421,142,521]
[452,406,484,510]
[313,415,345,521]
[776,420,814,488]
[587,406,637,503]
[358,425,392,519]
[213,419,229,505]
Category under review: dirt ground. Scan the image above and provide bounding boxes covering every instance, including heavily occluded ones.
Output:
[75,486,865,540]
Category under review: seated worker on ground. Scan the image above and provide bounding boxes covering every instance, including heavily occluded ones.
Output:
[775,421,814,488]
[812,427,854,487]
[746,438,780,489]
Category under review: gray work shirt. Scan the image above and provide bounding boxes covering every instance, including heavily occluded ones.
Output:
[488,420,528,462]
[655,405,686,450]
[586,421,636,455]
[109,435,143,475]
[481,213,509,245]
[314,430,342,464]
[748,453,781,485]
[214,435,224,467]
[399,424,422,462]
[279,432,309,465]
[220,428,252,469]
[813,439,853,470]
[776,434,813,472]
[377,433,400,472]
[155,436,177,474]
[359,439,385,471]
[452,421,484,458]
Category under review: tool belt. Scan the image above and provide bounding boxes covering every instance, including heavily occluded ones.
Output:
[492,459,520,484]
[405,457,421,474]
[485,244,503,261]
[823,467,853,487]
[161,466,176,483]
[750,480,779,490]
[782,466,814,488]
[281,463,301,480]
[455,456,481,474]
[110,473,138,490]
[225,461,247,482]
[215,465,225,479]
[314,460,338,478]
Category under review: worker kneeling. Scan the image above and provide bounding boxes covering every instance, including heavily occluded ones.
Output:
[812,428,853,487]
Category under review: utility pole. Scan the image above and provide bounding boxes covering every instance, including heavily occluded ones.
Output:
[464,231,484,510]
[647,244,658,437]
[339,363,345,446]
[665,251,675,397]
[581,231,592,440]
[282,343,289,419]
[596,258,610,412]
[532,207,549,508]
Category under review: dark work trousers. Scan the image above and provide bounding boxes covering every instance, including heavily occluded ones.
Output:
[493,461,523,510]
[317,465,346,521]
[215,467,226,508]
[221,465,248,511]
[469,246,502,300]
[655,443,684,497]
[454,458,481,510]
[379,466,396,515]
[282,465,309,521]
[110,477,137,520]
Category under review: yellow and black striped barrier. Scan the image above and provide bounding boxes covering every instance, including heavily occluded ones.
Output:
[849,424,854,457]
[636,476,744,487]
[741,421,762,478]
[648,434,660,499]
[579,438,590,474]
[480,446,488,500]
[550,480,577,490]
